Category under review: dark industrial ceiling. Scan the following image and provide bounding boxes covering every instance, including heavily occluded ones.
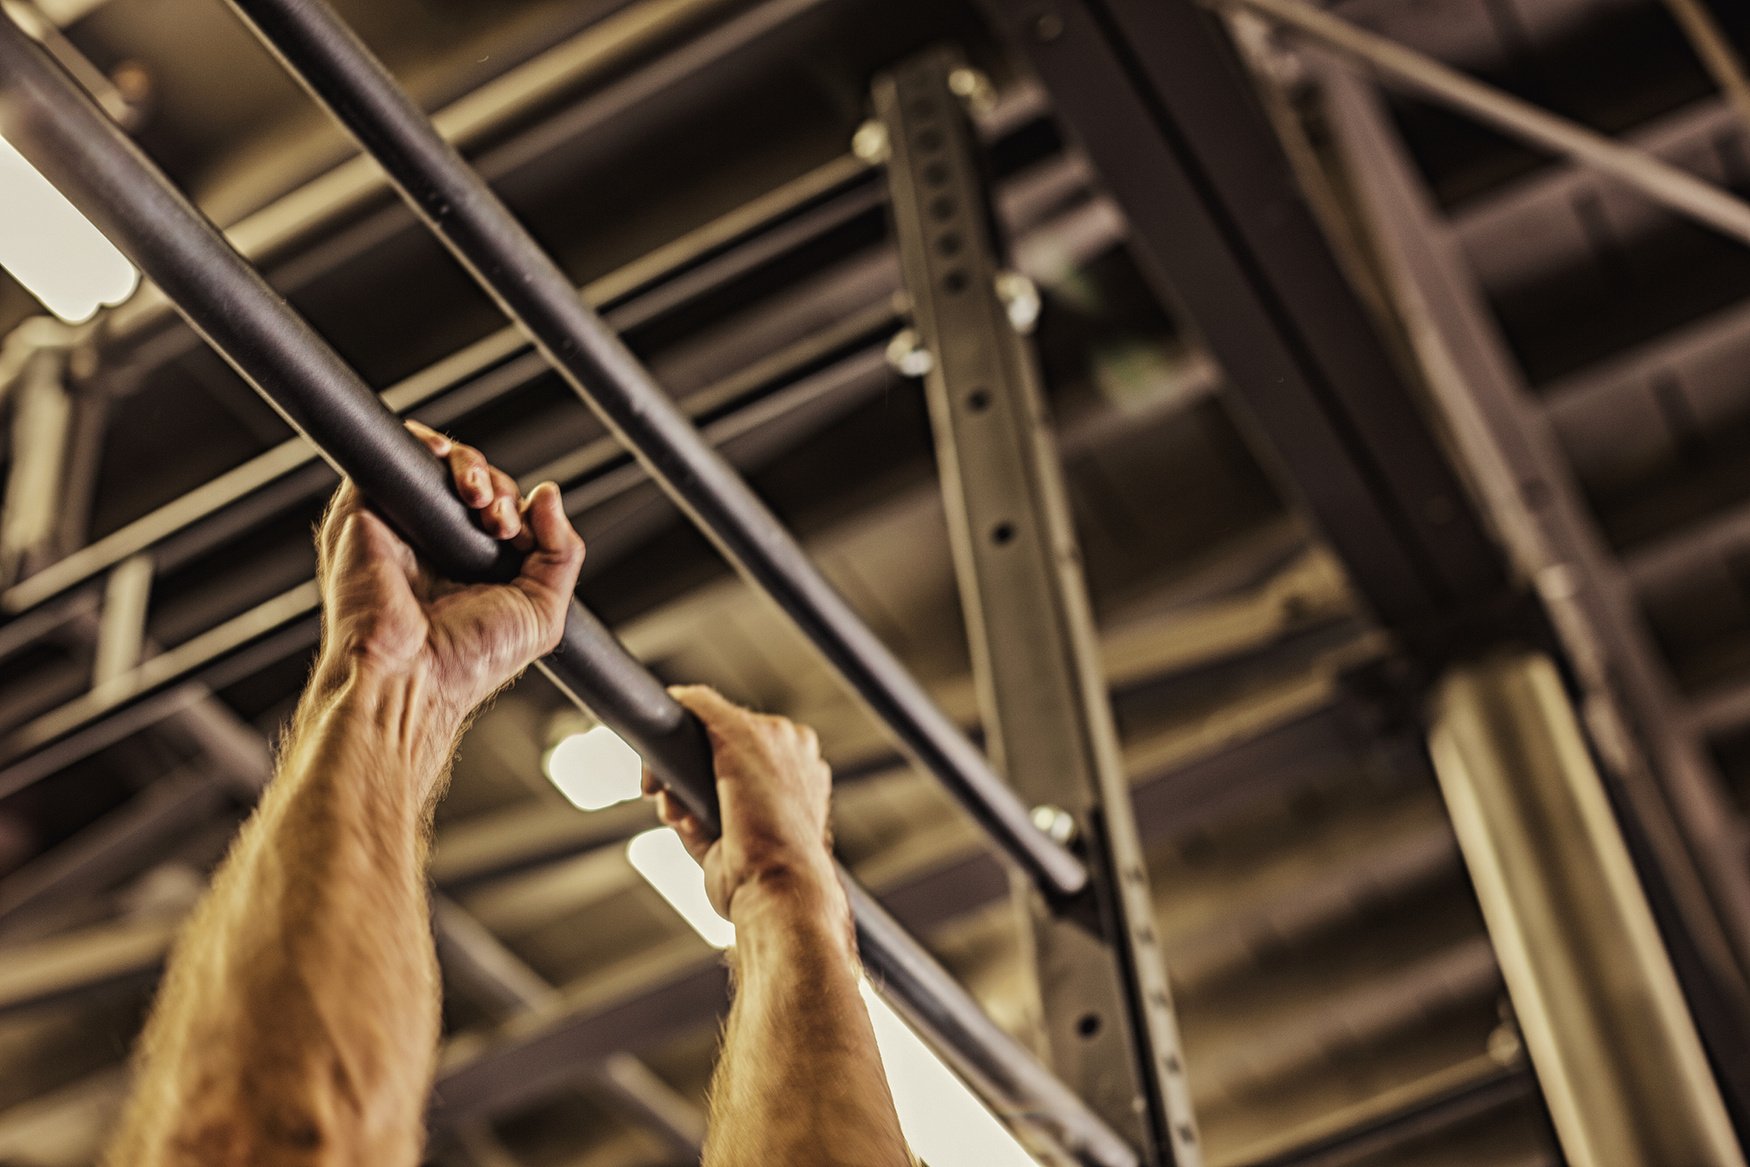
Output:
[3,0,1749,1164]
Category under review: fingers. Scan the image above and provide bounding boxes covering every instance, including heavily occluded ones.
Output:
[405,420,527,545]
[670,686,823,765]
[648,780,714,864]
[494,482,585,656]
[668,684,751,742]
[482,467,522,542]
[447,442,494,509]
[673,813,713,864]
[654,789,714,863]
[514,482,586,597]
[405,418,451,455]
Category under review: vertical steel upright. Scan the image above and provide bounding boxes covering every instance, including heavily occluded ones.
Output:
[873,49,1199,1166]
[1429,652,1745,1167]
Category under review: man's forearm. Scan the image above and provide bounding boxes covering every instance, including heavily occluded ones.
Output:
[705,875,910,1167]
[105,661,454,1167]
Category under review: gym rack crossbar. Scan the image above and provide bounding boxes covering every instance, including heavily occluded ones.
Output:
[0,11,1130,1166]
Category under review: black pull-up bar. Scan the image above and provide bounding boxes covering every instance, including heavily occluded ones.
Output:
[219,0,1085,903]
[0,14,1130,1165]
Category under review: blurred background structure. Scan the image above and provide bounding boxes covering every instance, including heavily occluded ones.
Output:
[2,0,1750,1164]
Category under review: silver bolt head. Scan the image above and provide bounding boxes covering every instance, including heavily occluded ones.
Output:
[852,120,890,164]
[1031,804,1077,844]
[948,67,997,115]
[884,328,934,378]
[1487,1022,1523,1066]
[996,271,1042,334]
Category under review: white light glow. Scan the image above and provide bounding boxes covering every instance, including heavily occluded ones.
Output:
[543,725,644,811]
[0,135,138,323]
[626,829,1039,1166]
[626,827,736,948]
[858,980,1039,1167]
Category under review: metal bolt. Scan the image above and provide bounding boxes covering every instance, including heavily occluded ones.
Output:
[948,67,997,116]
[884,328,934,378]
[996,271,1041,334]
[1031,803,1077,844]
[1487,1021,1523,1066]
[851,119,889,164]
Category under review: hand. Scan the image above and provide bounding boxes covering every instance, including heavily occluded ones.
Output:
[314,420,586,727]
[645,686,840,922]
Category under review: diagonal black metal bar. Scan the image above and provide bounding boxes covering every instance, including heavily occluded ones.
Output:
[0,17,1130,1164]
[216,0,1084,900]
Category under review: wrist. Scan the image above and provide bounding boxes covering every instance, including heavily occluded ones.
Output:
[731,862,855,959]
[306,651,464,781]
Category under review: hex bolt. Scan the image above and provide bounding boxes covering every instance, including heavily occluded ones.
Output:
[1031,803,1077,845]
[851,119,890,164]
[948,67,997,115]
[884,328,935,378]
[996,271,1042,334]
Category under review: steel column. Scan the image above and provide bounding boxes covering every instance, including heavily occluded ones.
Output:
[0,17,1130,1162]
[875,49,1196,1165]
[978,0,1511,655]
[1315,63,1750,1121]
[1428,651,1744,1167]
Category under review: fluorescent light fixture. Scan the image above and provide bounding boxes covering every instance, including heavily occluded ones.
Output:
[543,725,644,811]
[626,827,1039,1166]
[858,980,1038,1167]
[0,134,138,323]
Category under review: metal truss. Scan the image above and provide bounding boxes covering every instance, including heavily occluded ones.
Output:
[11,0,1728,1162]
[978,0,1750,1160]
[1279,18,1750,1136]
[1213,0,1750,248]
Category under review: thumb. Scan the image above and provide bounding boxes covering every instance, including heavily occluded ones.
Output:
[511,482,586,622]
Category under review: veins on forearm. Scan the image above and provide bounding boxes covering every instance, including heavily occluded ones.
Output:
[704,890,909,1167]
[105,672,448,1167]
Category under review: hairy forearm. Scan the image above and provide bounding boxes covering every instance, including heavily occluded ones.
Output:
[105,661,455,1167]
[705,875,910,1167]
